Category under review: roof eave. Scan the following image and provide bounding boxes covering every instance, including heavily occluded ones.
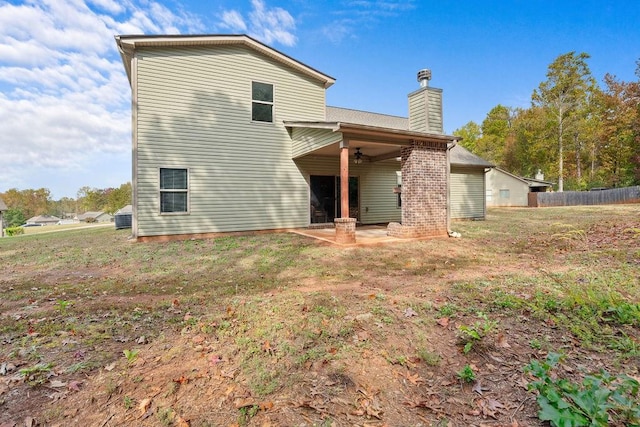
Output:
[284,120,459,143]
[114,34,336,88]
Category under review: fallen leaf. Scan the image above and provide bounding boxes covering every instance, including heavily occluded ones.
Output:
[399,371,424,385]
[234,398,255,409]
[138,398,152,415]
[262,340,272,353]
[472,380,483,395]
[259,401,274,411]
[496,333,511,348]
[175,415,190,427]
[478,397,505,418]
[403,307,418,317]
[436,317,450,327]
[104,362,116,371]
[192,335,205,344]
[173,375,188,385]
[67,381,81,392]
[209,355,223,365]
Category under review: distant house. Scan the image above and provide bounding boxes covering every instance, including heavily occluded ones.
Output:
[77,211,113,223]
[26,215,60,225]
[449,145,494,220]
[0,197,7,237]
[116,34,461,243]
[486,168,554,207]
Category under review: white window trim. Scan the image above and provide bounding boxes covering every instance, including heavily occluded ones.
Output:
[159,167,190,215]
[251,80,275,124]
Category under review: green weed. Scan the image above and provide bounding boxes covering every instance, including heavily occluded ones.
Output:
[457,312,498,354]
[123,349,139,364]
[19,363,54,386]
[457,364,475,383]
[525,353,640,426]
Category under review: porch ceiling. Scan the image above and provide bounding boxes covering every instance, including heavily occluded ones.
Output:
[308,139,403,162]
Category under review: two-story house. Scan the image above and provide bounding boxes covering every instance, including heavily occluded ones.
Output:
[115,34,459,243]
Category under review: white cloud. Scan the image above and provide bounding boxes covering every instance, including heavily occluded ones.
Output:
[220,10,247,32]
[321,0,415,44]
[219,0,296,47]
[0,0,203,197]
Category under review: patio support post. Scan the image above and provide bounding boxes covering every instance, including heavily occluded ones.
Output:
[340,145,349,218]
[335,142,356,244]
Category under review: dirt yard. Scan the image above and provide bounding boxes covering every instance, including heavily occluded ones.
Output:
[0,205,639,426]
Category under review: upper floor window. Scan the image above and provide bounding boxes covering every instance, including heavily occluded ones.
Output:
[160,168,188,213]
[252,81,273,122]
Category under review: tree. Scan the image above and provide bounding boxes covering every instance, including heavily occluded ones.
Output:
[0,188,51,220]
[105,182,132,214]
[595,70,640,187]
[511,106,554,179]
[453,121,482,152]
[532,52,597,191]
[77,187,108,213]
[4,208,25,227]
[475,105,516,167]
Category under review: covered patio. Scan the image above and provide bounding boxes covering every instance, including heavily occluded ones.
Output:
[286,119,459,244]
[291,224,446,246]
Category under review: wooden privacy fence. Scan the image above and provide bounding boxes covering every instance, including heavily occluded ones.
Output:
[529,186,640,207]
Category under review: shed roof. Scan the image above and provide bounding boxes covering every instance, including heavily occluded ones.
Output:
[115,205,132,215]
[0,197,7,212]
[492,167,555,187]
[115,34,336,89]
[449,145,494,168]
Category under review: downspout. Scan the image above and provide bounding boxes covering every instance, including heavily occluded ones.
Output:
[117,38,139,241]
[446,138,459,237]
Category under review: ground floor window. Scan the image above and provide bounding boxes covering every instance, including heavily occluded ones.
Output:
[499,189,510,199]
[160,168,188,213]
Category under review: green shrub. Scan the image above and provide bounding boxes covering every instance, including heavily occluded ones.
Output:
[5,227,24,236]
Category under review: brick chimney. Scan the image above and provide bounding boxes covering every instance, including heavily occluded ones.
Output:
[408,69,443,134]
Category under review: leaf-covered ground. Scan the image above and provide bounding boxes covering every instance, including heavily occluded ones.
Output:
[0,205,639,426]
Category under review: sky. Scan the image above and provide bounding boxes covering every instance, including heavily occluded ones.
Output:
[1,0,639,199]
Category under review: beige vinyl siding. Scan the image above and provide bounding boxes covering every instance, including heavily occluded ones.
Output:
[427,90,443,133]
[294,156,401,224]
[408,93,426,132]
[408,87,443,133]
[486,169,530,207]
[450,166,486,219]
[134,45,326,236]
[291,127,341,158]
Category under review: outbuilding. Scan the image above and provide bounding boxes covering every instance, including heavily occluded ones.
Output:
[449,145,494,220]
[486,168,554,207]
[114,205,132,229]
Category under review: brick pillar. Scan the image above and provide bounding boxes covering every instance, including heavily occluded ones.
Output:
[335,217,356,244]
[388,141,448,238]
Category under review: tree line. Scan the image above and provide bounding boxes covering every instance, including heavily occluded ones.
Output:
[454,52,640,191]
[0,183,131,227]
